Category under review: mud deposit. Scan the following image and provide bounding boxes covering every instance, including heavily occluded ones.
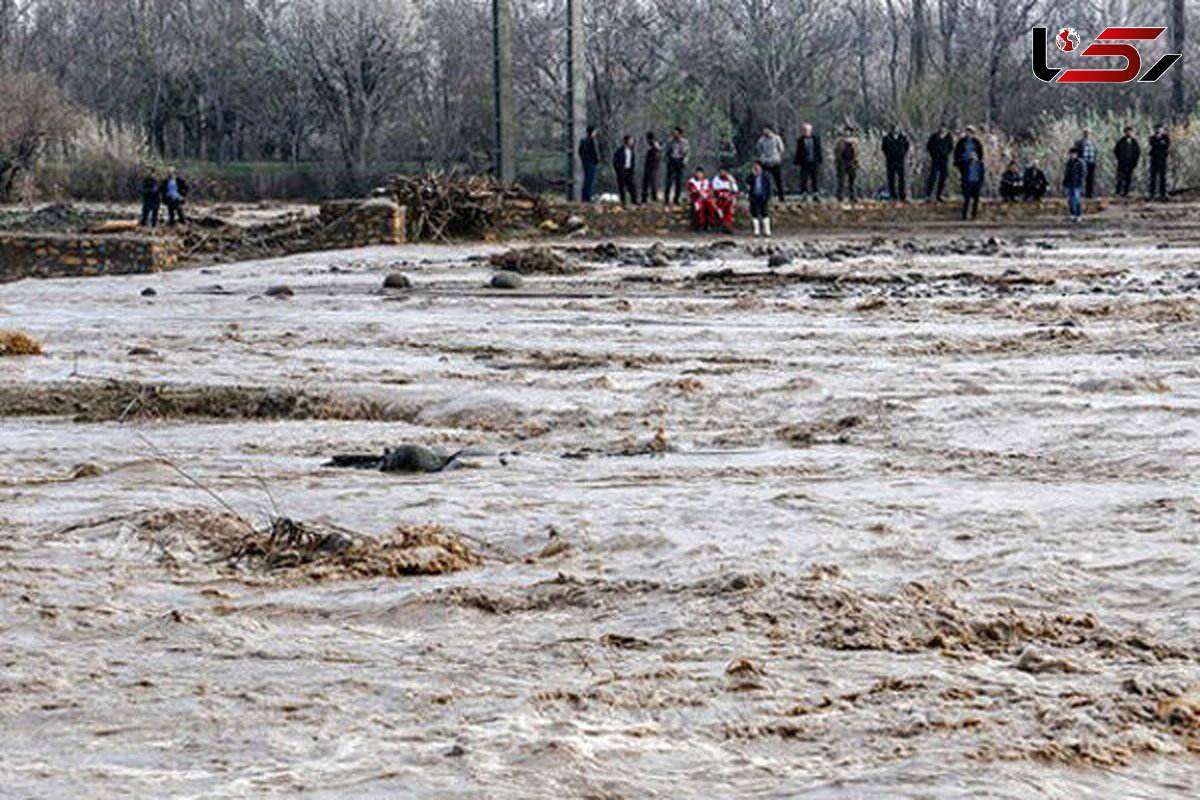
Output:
[2,229,1199,798]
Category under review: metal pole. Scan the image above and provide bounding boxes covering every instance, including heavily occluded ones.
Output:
[565,0,586,200]
[493,0,515,183]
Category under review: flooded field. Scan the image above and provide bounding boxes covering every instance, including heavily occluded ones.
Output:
[2,224,1199,797]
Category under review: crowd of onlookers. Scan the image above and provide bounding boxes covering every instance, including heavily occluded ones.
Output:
[578,122,1174,231]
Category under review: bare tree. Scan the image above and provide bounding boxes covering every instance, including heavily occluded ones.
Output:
[295,0,418,181]
[0,69,74,198]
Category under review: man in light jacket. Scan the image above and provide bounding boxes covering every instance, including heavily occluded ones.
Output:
[756,125,785,201]
[664,127,690,206]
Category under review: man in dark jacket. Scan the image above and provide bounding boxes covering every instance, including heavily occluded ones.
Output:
[612,135,637,205]
[1148,124,1170,201]
[925,126,953,201]
[1113,126,1140,198]
[1063,147,1086,221]
[578,126,600,202]
[961,152,985,220]
[793,123,822,200]
[138,169,160,227]
[1074,128,1098,198]
[999,161,1023,201]
[664,127,689,206]
[953,126,984,194]
[641,132,663,204]
[1022,160,1048,201]
[748,160,772,237]
[881,124,910,201]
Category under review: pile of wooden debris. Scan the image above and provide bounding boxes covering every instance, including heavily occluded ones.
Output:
[389,172,547,241]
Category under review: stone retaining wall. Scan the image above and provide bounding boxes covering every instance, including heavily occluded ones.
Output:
[318,198,406,248]
[0,233,180,282]
[568,198,1107,237]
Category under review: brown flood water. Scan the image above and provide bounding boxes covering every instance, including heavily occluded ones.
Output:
[1,224,1198,798]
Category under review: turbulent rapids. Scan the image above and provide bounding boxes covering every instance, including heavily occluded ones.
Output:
[1,226,1198,797]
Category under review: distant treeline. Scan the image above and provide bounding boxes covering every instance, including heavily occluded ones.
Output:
[0,0,1192,201]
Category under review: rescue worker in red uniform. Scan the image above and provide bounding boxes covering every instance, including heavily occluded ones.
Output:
[688,167,714,231]
[710,167,739,233]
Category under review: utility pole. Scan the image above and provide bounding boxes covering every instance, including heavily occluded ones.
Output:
[493,0,515,183]
[565,0,586,200]
[1170,0,1186,121]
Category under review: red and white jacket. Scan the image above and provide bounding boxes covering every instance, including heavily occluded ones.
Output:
[711,173,739,196]
[688,176,711,199]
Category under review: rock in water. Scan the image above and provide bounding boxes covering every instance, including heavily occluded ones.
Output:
[768,254,791,268]
[380,444,456,473]
[141,287,157,297]
[490,271,524,290]
[265,285,294,298]
[382,272,411,289]
[647,242,670,267]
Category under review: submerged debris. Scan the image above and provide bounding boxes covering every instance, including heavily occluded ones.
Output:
[325,444,460,473]
[488,246,580,275]
[0,330,43,356]
[90,507,480,582]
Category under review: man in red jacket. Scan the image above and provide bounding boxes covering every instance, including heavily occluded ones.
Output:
[688,167,714,231]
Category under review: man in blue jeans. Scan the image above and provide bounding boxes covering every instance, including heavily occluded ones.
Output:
[1063,147,1086,222]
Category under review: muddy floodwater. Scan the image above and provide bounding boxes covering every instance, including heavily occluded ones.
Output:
[2,225,1199,798]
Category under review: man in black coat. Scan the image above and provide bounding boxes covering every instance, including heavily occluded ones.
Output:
[1113,126,1140,198]
[612,135,637,205]
[1022,160,1048,201]
[881,124,910,201]
[578,126,600,202]
[925,126,953,201]
[793,123,822,200]
[641,132,662,204]
[138,169,160,227]
[1148,124,1170,201]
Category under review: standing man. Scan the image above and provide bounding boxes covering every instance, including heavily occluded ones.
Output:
[578,125,600,202]
[612,135,637,206]
[138,168,160,228]
[881,124,910,201]
[1074,128,1098,198]
[1148,123,1170,201]
[664,127,689,206]
[953,125,984,192]
[756,125,786,201]
[1063,146,1086,221]
[749,160,772,238]
[793,123,822,201]
[925,125,953,201]
[961,152,985,220]
[162,168,188,226]
[641,132,663,204]
[1113,126,1140,198]
[834,128,860,202]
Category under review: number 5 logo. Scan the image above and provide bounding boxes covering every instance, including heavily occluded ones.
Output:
[1032,26,1181,83]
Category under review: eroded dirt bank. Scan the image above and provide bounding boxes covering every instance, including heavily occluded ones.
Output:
[1,226,1198,798]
